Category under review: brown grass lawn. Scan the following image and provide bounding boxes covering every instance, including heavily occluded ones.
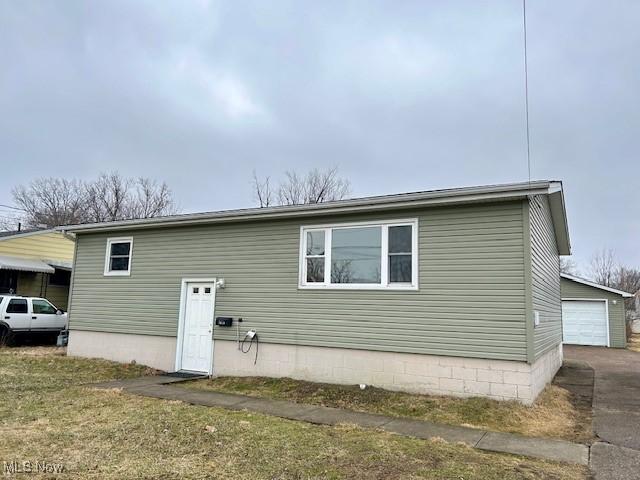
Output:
[0,347,589,479]
[628,333,640,352]
[187,376,593,443]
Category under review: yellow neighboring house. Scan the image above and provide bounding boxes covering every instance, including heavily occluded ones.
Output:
[0,229,75,310]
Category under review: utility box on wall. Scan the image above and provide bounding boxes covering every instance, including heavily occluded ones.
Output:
[215,317,233,327]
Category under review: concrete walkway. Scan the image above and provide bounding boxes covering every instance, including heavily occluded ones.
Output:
[564,345,640,480]
[93,375,588,466]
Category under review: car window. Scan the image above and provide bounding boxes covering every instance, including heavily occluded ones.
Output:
[6,298,28,314]
[32,299,57,315]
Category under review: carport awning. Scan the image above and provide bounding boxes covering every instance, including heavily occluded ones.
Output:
[0,255,55,274]
[46,260,73,271]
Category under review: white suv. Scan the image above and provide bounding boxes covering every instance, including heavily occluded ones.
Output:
[0,296,68,345]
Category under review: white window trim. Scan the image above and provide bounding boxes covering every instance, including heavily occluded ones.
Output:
[299,218,418,291]
[104,237,133,276]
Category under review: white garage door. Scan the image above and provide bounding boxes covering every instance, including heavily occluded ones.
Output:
[562,300,608,346]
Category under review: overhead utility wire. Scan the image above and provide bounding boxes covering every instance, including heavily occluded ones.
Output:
[522,0,532,184]
[0,203,26,211]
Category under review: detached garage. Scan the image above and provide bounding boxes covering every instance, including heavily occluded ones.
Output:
[560,273,633,347]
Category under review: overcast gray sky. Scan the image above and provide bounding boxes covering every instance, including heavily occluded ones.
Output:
[0,1,638,272]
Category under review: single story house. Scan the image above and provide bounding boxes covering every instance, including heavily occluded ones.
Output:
[0,229,75,310]
[560,273,633,347]
[62,180,571,404]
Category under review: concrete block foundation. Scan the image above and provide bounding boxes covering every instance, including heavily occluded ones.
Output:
[67,331,562,404]
[67,330,177,372]
[212,340,563,404]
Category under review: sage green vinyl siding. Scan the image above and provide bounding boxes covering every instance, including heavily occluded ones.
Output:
[529,196,562,359]
[560,278,627,348]
[69,201,528,361]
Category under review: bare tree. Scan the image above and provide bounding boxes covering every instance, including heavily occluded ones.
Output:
[12,172,177,228]
[253,167,351,207]
[277,171,306,206]
[0,206,28,231]
[305,259,325,282]
[85,172,177,222]
[252,170,274,208]
[84,172,132,222]
[616,267,640,296]
[587,249,640,311]
[287,167,351,205]
[589,249,617,286]
[306,167,350,204]
[330,260,354,283]
[129,177,175,218]
[615,267,640,314]
[13,178,88,227]
[559,257,578,275]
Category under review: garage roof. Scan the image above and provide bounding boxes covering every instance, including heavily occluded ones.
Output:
[560,273,634,298]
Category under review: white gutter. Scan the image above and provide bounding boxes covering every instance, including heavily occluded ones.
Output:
[59,180,556,234]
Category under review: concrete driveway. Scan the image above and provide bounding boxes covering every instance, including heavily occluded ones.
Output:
[564,345,640,479]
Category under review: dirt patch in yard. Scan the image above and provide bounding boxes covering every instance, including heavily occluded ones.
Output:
[187,375,594,443]
[0,347,589,479]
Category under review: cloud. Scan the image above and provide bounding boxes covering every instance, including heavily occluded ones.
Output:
[0,0,638,270]
[174,56,267,123]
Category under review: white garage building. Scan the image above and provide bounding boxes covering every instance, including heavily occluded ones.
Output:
[560,273,633,348]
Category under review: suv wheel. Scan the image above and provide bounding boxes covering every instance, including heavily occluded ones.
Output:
[0,325,13,347]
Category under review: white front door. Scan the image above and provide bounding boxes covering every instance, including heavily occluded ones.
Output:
[562,300,608,346]
[180,283,215,373]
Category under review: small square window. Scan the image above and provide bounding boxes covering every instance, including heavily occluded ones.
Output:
[193,287,199,293]
[204,287,211,293]
[104,237,133,276]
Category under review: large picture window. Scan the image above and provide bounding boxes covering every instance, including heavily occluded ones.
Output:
[300,219,418,290]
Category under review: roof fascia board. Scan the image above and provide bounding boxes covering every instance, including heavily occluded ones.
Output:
[60,182,554,234]
[547,187,571,255]
[0,228,57,242]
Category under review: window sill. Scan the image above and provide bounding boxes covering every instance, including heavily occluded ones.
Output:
[298,283,418,291]
[103,271,131,277]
